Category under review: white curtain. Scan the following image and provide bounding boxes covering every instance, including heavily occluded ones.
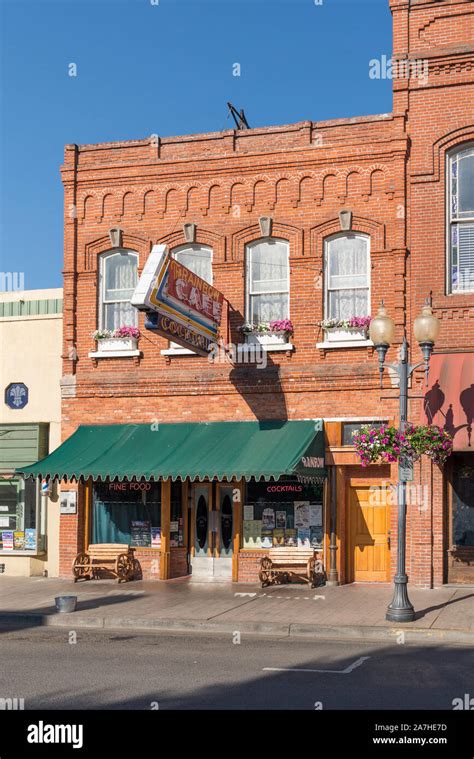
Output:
[247,239,289,323]
[451,148,474,291]
[174,246,213,283]
[326,236,369,320]
[102,251,138,330]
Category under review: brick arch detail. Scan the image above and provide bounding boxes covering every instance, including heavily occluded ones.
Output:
[231,222,303,262]
[310,216,386,256]
[157,228,227,263]
[412,125,474,183]
[84,233,151,271]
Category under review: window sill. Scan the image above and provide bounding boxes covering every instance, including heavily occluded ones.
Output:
[88,350,141,358]
[239,342,294,353]
[316,339,373,350]
[162,344,294,356]
[160,348,196,356]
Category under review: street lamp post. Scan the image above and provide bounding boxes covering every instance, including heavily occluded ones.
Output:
[369,300,440,623]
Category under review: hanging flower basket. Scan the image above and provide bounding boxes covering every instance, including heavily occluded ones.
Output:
[352,423,453,468]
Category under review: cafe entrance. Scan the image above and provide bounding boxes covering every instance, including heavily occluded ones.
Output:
[190,482,234,581]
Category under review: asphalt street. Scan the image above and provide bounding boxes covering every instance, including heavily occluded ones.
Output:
[0,627,472,710]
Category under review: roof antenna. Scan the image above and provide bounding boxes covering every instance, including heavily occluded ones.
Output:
[227,102,250,130]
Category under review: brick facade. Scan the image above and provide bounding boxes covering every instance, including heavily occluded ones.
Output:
[58,0,473,588]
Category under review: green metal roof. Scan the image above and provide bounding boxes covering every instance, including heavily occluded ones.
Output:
[17,420,326,482]
[0,298,63,318]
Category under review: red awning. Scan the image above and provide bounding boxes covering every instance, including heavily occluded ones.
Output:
[423,352,474,451]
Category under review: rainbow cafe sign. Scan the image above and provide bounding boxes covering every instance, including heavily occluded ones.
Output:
[131,244,224,356]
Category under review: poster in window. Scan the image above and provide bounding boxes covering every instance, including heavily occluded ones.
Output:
[243,520,262,549]
[310,526,323,549]
[243,504,254,521]
[309,504,323,526]
[2,531,14,550]
[272,529,285,547]
[13,531,25,550]
[284,528,297,547]
[262,508,276,530]
[261,530,273,548]
[131,520,151,547]
[276,511,287,529]
[297,528,311,548]
[151,527,161,548]
[294,501,310,529]
[25,528,37,551]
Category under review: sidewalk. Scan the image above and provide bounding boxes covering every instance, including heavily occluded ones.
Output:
[0,576,473,644]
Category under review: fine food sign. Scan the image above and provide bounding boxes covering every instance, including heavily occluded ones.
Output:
[131,244,224,356]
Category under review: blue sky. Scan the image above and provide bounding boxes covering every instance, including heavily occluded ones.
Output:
[0,0,393,290]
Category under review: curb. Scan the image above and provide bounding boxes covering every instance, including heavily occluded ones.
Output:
[0,612,472,644]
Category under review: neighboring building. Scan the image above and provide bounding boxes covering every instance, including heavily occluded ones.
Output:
[21,0,474,586]
[0,289,63,576]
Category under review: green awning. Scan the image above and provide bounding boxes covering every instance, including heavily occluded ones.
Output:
[17,420,326,482]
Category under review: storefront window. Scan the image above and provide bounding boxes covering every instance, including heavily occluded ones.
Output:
[243,478,324,550]
[0,476,43,552]
[452,456,474,547]
[170,481,185,547]
[92,480,161,547]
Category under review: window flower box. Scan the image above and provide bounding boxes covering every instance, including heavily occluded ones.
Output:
[91,327,140,353]
[239,320,293,346]
[319,317,371,344]
[324,326,367,343]
[246,331,287,346]
[97,337,138,352]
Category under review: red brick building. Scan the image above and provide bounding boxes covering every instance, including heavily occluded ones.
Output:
[23,0,474,588]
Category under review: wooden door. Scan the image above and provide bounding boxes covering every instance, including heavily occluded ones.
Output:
[349,486,390,582]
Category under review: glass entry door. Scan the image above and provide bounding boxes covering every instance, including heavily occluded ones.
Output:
[191,483,234,580]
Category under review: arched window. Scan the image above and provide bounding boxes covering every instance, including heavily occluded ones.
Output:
[167,244,213,352]
[245,238,290,324]
[171,244,213,284]
[448,145,474,292]
[99,249,138,330]
[324,234,370,321]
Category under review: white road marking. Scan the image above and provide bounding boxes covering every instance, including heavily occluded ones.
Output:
[313,595,325,600]
[234,592,257,598]
[263,656,370,675]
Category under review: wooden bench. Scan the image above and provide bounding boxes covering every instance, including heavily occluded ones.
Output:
[259,549,324,588]
[72,544,135,583]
